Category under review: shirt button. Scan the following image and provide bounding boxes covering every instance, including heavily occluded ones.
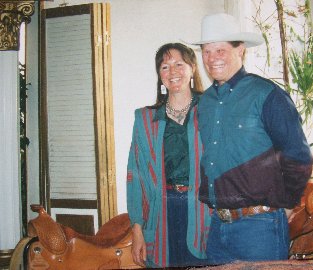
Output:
[216,120,220,124]
[210,184,213,187]
[210,162,214,165]
[238,124,242,128]
[230,88,233,92]
[219,101,223,105]
[213,141,217,144]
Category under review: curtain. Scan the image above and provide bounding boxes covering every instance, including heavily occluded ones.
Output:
[0,52,21,249]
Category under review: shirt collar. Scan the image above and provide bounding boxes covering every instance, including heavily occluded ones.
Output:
[212,66,247,91]
[154,93,200,122]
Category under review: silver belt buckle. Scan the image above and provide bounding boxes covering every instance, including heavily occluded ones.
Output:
[216,209,232,223]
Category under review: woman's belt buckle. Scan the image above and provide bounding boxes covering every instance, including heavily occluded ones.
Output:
[173,184,188,193]
[216,209,232,223]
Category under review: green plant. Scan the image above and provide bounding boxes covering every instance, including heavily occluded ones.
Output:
[252,0,312,146]
[288,36,313,126]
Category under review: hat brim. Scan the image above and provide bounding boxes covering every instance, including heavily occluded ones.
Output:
[190,32,264,48]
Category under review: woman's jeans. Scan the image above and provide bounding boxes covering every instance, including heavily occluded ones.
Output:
[167,189,207,267]
[205,208,290,265]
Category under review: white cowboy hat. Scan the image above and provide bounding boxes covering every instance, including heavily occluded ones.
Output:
[192,13,264,48]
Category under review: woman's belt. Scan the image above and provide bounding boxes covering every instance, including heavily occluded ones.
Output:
[216,205,277,223]
[166,184,191,193]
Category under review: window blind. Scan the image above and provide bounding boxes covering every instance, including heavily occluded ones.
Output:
[46,14,97,200]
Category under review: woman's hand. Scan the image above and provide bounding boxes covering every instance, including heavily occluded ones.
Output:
[131,223,147,267]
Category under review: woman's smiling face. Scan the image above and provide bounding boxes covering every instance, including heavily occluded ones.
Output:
[159,49,194,94]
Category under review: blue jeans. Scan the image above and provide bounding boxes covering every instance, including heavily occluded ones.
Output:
[167,189,207,267]
[206,208,290,265]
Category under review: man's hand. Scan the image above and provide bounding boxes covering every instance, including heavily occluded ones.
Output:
[131,223,147,267]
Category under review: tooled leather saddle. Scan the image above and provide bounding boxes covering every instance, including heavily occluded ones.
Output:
[289,181,313,260]
[23,205,140,270]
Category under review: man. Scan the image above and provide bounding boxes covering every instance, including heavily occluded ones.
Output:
[192,13,313,264]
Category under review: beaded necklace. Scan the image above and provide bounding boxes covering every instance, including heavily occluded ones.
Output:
[165,97,193,124]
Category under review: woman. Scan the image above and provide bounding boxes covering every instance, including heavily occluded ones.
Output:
[127,43,211,268]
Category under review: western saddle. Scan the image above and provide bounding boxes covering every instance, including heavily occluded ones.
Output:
[289,181,313,260]
[13,205,140,270]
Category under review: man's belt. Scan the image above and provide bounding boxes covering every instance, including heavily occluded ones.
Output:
[216,205,277,223]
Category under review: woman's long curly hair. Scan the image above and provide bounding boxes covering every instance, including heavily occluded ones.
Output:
[150,43,204,108]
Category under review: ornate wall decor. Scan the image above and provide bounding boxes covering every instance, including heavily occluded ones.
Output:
[0,1,35,51]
